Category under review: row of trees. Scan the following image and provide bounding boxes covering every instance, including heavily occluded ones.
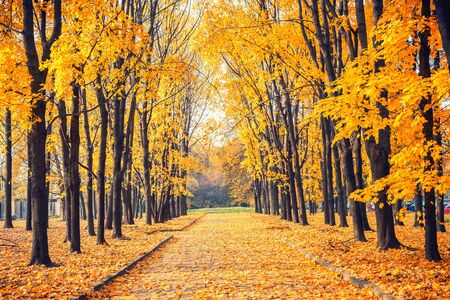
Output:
[201,0,449,262]
[1,0,209,266]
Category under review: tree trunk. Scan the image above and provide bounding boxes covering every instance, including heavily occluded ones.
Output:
[393,200,404,226]
[28,88,52,265]
[45,123,52,226]
[26,137,32,231]
[365,132,400,249]
[434,0,450,72]
[269,180,279,216]
[57,101,71,242]
[285,139,299,223]
[340,139,367,242]
[121,94,136,225]
[419,0,441,261]
[80,193,86,220]
[354,133,372,231]
[140,101,154,225]
[435,131,446,232]
[82,90,95,236]
[280,185,286,219]
[123,169,134,225]
[69,84,81,253]
[325,120,335,226]
[95,79,108,245]
[320,119,330,225]
[106,190,113,230]
[364,0,400,250]
[23,0,61,266]
[333,142,348,227]
[112,92,125,238]
[414,186,424,227]
[3,108,13,228]
[280,79,307,225]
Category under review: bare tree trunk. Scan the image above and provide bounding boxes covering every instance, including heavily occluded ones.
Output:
[82,90,95,236]
[340,139,367,242]
[106,190,113,230]
[69,84,81,253]
[333,142,348,228]
[95,80,108,244]
[57,101,71,242]
[112,91,125,238]
[3,108,13,228]
[435,131,446,232]
[26,137,32,231]
[434,0,450,72]
[419,0,441,261]
[23,0,61,267]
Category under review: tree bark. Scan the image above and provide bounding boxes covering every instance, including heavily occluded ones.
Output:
[419,0,441,261]
[333,141,348,228]
[121,94,136,225]
[393,200,404,226]
[95,78,108,244]
[112,90,125,238]
[80,193,86,220]
[3,108,13,228]
[26,137,32,231]
[57,101,71,242]
[340,139,366,242]
[285,139,299,223]
[354,133,372,231]
[106,190,113,229]
[140,101,154,225]
[23,0,61,266]
[434,0,450,72]
[320,118,330,225]
[69,84,81,253]
[435,131,446,232]
[82,90,95,236]
[364,0,400,250]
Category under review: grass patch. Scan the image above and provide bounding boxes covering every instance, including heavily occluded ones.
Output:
[188,207,254,214]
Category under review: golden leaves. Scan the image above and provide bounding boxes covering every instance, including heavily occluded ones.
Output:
[93,212,369,299]
[0,215,200,299]
[269,211,450,299]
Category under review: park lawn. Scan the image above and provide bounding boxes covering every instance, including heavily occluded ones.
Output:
[0,214,201,299]
[188,206,254,214]
[258,212,450,300]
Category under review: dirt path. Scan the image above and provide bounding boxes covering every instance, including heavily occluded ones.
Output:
[92,213,371,299]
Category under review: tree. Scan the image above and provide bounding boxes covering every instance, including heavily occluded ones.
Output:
[22,0,61,266]
[3,108,13,228]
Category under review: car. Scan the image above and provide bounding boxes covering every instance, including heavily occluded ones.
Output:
[445,204,450,214]
[405,201,416,212]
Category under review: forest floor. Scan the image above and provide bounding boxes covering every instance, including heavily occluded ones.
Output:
[0,214,202,299]
[274,211,450,299]
[1,210,448,299]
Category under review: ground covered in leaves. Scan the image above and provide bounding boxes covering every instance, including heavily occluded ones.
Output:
[0,214,202,299]
[92,212,372,299]
[1,211,448,299]
[264,212,450,299]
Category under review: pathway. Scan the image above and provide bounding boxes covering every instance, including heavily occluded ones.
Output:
[92,213,371,299]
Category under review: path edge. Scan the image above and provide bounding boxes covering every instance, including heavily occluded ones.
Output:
[279,236,396,300]
[73,235,173,300]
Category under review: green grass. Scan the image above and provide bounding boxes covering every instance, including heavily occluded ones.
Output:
[188,207,254,214]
